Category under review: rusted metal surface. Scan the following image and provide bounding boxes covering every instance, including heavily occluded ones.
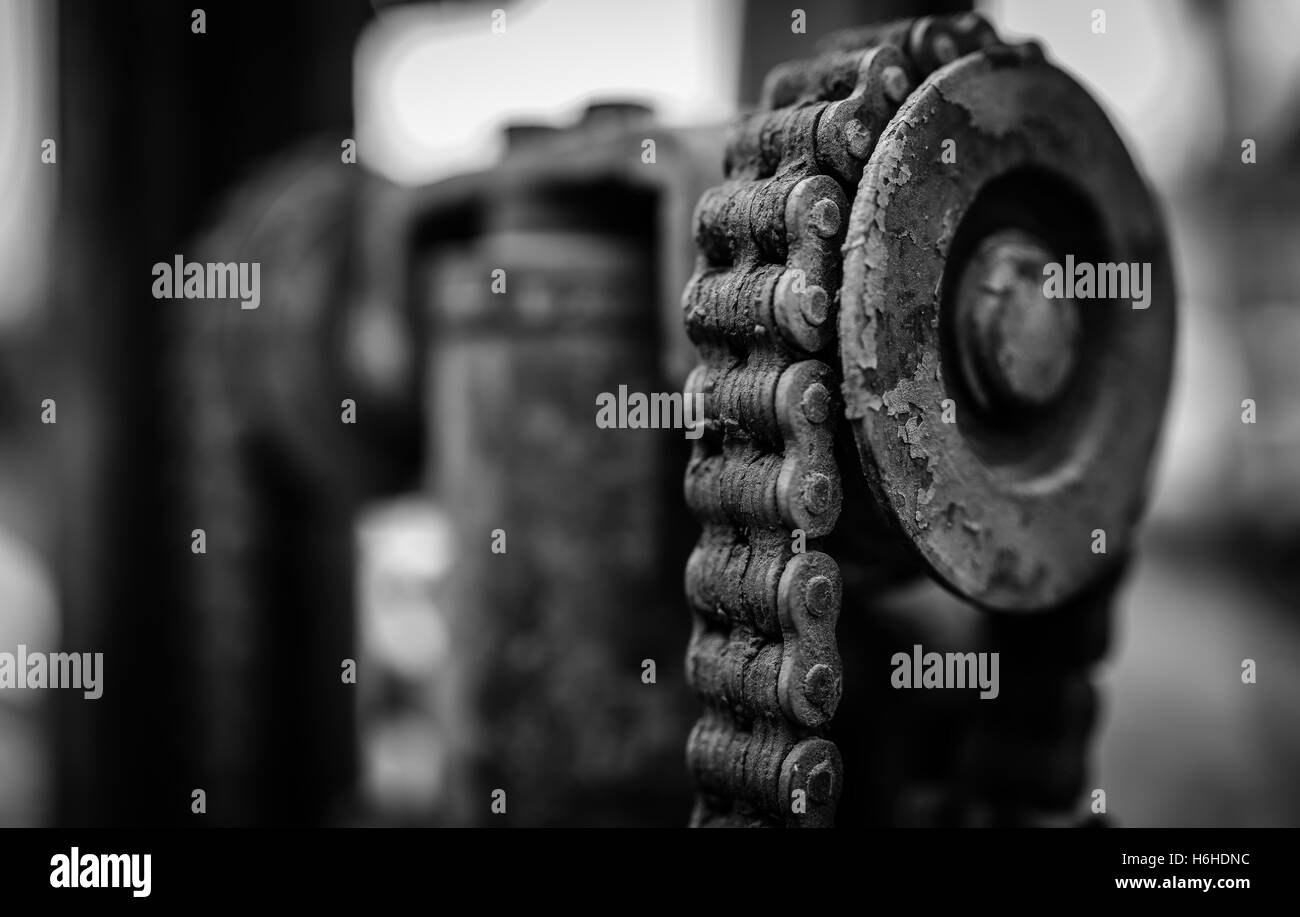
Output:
[415,107,719,826]
[838,44,1175,613]
[682,12,1007,828]
[427,214,688,827]
[684,12,1174,826]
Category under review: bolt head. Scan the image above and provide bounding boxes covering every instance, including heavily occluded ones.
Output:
[845,119,873,159]
[799,284,829,327]
[803,472,832,515]
[933,33,960,64]
[806,760,835,804]
[804,574,834,616]
[953,229,1081,412]
[808,198,841,238]
[803,663,838,712]
[801,382,831,424]
[881,65,912,104]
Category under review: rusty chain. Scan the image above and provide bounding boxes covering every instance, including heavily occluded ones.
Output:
[680,12,1127,828]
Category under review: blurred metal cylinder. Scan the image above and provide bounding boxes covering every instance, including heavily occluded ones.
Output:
[175,142,423,826]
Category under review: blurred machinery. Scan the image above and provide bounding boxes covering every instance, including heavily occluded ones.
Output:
[173,106,723,826]
[406,105,718,825]
[48,1,1180,828]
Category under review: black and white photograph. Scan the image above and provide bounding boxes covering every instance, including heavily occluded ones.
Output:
[0,0,1295,899]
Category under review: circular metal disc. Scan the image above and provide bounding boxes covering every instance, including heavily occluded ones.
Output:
[838,47,1175,612]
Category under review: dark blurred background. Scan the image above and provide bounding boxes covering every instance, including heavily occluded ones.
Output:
[0,0,1297,827]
